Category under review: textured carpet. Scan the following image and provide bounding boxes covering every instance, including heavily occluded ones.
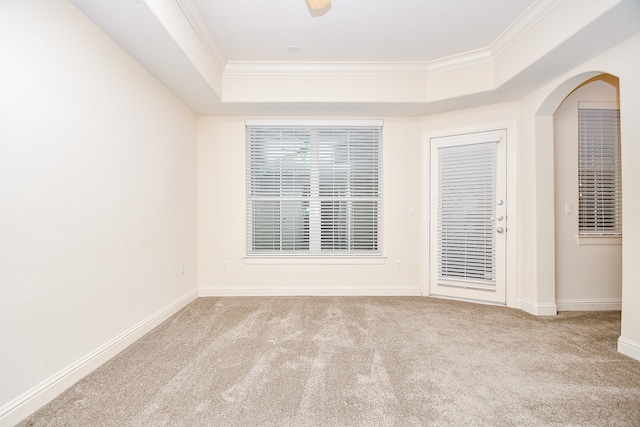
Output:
[19,297,640,426]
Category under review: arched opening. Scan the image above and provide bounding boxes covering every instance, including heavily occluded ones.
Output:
[553,74,622,311]
[528,71,621,315]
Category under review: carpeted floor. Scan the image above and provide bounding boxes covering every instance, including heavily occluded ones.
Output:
[19,297,640,426]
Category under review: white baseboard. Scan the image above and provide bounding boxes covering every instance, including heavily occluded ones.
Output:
[199,286,421,297]
[556,298,622,311]
[0,289,198,427]
[517,299,558,316]
[618,336,640,362]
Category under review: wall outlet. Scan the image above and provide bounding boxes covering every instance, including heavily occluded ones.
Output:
[395,260,402,270]
[221,260,229,270]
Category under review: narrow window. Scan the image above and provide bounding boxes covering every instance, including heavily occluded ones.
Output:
[246,121,382,256]
[578,104,622,235]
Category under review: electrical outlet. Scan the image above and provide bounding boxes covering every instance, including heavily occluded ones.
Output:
[221,260,229,270]
[395,260,402,270]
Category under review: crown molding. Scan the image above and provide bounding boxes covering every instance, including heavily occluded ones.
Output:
[223,49,492,77]
[490,0,563,58]
[175,0,227,71]
[426,48,493,73]
[224,61,430,76]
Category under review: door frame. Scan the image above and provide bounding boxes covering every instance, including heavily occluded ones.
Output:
[422,122,518,308]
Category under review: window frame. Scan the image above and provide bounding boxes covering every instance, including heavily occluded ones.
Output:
[245,120,384,259]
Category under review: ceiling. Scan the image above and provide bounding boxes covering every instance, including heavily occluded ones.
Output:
[69,0,640,115]
[192,0,536,62]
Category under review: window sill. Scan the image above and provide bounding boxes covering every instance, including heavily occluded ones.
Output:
[243,256,387,265]
[576,235,622,246]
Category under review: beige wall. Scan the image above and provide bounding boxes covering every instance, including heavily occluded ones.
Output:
[197,104,521,302]
[0,0,198,422]
[616,35,640,361]
[553,76,622,310]
[517,33,640,357]
[2,0,640,423]
[197,116,422,295]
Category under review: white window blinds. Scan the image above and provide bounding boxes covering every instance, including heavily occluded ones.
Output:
[437,141,497,284]
[578,106,622,235]
[246,122,382,256]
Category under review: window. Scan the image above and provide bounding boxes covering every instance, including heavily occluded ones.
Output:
[246,121,382,256]
[578,103,622,235]
[437,140,497,283]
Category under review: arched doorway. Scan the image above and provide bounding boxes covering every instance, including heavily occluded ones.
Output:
[553,74,622,311]
[528,71,617,315]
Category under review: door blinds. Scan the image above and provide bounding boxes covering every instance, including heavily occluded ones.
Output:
[578,107,622,235]
[437,141,497,285]
[246,123,382,256]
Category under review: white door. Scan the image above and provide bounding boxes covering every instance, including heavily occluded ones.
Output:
[429,130,507,304]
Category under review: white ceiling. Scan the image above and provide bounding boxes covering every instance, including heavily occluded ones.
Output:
[192,0,536,62]
[69,0,640,115]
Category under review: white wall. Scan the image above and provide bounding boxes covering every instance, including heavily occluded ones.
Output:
[197,116,422,295]
[0,0,198,423]
[553,76,622,310]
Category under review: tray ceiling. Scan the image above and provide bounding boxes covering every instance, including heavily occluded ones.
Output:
[68,0,640,115]
[192,0,536,62]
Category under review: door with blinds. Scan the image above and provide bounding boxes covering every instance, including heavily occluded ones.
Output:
[429,130,507,304]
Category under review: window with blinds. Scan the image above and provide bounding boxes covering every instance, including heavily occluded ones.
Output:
[578,105,621,235]
[246,121,382,256]
[437,141,497,284]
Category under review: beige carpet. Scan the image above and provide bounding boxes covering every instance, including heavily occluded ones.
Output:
[19,297,640,426]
